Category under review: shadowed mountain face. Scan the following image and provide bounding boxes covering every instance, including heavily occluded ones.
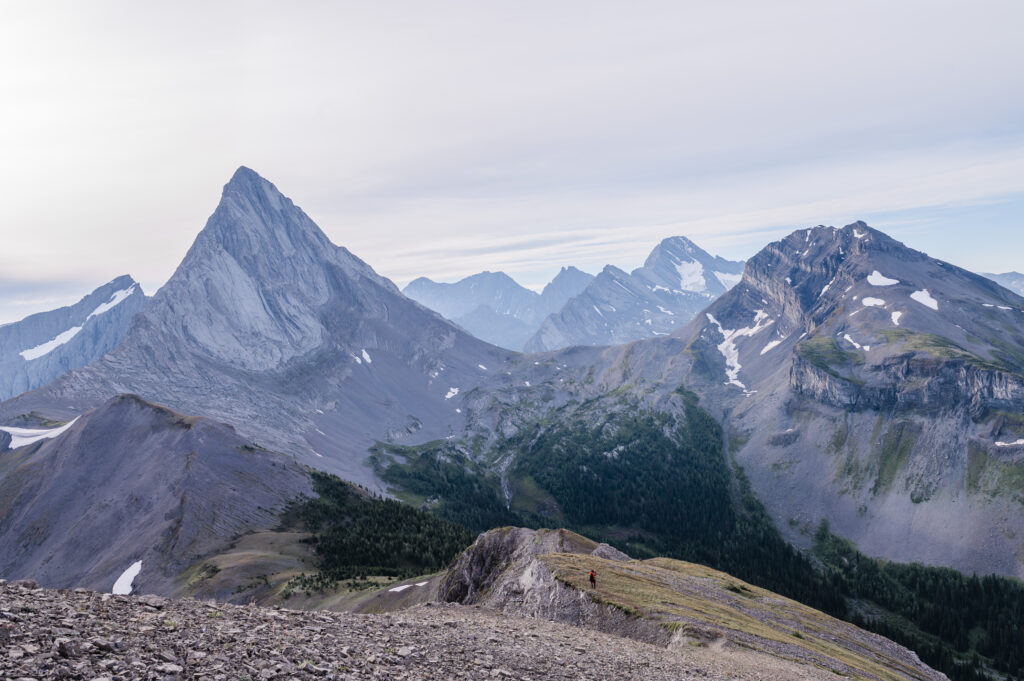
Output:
[403,267,593,350]
[0,394,311,594]
[682,221,1024,577]
[524,236,743,352]
[0,275,144,401]
[0,168,509,487]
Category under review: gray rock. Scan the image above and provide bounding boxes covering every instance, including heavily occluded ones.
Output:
[0,394,311,594]
[681,221,1024,578]
[0,275,144,401]
[524,236,743,352]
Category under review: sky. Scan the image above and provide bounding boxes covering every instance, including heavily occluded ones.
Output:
[1,0,1023,323]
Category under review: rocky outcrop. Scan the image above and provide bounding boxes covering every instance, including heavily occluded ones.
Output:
[790,354,1024,417]
[440,527,627,604]
[439,528,945,681]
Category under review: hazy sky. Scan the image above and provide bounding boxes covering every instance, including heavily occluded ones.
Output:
[2,1,1023,323]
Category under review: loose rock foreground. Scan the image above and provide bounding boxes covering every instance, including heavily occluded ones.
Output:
[1,580,854,680]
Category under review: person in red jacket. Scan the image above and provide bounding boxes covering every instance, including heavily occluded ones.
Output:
[588,570,597,589]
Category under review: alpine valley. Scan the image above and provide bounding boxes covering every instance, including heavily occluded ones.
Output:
[4,168,1024,681]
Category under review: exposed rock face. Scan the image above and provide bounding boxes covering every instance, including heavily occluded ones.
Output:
[0,393,311,594]
[524,236,743,352]
[0,168,508,487]
[438,528,945,681]
[0,275,144,400]
[680,221,1024,577]
[403,267,593,350]
[440,527,627,604]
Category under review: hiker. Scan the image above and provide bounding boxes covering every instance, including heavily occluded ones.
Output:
[589,569,597,589]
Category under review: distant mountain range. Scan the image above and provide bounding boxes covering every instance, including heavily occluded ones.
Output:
[981,270,1024,296]
[403,267,593,349]
[405,236,744,352]
[524,236,744,351]
[0,275,144,401]
[3,168,1024,619]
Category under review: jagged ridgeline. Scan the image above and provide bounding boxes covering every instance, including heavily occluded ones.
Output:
[372,389,846,617]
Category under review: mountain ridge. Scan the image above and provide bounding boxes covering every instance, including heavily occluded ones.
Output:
[0,275,144,401]
[524,235,744,352]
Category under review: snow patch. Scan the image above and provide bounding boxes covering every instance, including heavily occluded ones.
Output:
[853,228,867,239]
[994,439,1024,448]
[477,364,487,371]
[760,339,782,355]
[867,271,899,286]
[891,311,903,326]
[862,297,886,307]
[705,311,773,390]
[656,306,674,316]
[444,387,459,399]
[0,417,78,449]
[19,326,84,360]
[675,260,706,291]
[843,334,870,351]
[820,276,836,296]
[361,349,372,364]
[714,271,742,289]
[112,561,142,595]
[389,584,413,593]
[88,284,137,319]
[910,289,939,311]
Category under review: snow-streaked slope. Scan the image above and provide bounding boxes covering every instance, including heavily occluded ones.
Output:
[681,221,1024,579]
[0,275,145,400]
[524,236,743,352]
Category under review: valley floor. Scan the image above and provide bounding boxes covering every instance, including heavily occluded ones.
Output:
[0,580,854,681]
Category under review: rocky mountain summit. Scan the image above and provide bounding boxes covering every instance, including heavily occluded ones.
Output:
[403,267,593,350]
[0,275,144,401]
[524,236,743,352]
[683,221,1024,577]
[0,168,510,486]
